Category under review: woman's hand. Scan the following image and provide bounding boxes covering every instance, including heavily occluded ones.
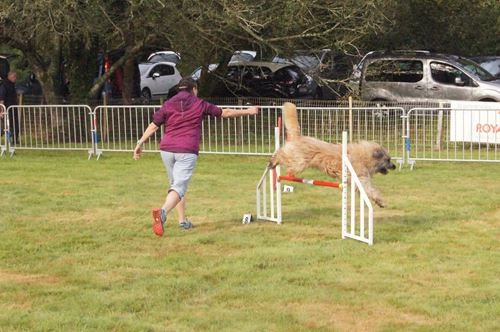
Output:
[247,106,259,115]
[133,123,159,160]
[133,143,142,160]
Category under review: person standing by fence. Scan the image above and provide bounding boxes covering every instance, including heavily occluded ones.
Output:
[0,71,19,145]
[133,77,259,237]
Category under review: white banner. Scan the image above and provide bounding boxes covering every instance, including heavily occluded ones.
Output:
[450,102,500,144]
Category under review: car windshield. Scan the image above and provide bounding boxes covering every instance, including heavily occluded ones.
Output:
[290,55,320,71]
[273,52,322,71]
[473,57,500,77]
[456,58,495,81]
[230,53,254,62]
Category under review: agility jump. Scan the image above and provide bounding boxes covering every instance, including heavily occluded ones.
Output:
[256,105,374,246]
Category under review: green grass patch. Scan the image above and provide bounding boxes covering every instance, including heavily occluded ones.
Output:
[0,151,498,331]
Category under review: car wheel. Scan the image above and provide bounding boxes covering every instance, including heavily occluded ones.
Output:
[141,88,152,104]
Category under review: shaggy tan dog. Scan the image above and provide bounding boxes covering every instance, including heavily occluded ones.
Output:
[270,102,396,207]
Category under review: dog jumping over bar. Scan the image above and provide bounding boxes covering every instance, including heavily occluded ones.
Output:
[269,102,396,208]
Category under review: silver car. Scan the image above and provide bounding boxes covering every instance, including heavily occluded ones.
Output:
[351,51,500,102]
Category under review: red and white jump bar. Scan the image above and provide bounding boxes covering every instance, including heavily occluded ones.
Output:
[278,175,341,188]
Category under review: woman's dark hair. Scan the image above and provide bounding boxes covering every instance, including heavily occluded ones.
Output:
[177,77,198,92]
[167,77,198,99]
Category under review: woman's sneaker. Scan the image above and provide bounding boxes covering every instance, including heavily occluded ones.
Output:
[152,208,167,236]
[179,219,193,229]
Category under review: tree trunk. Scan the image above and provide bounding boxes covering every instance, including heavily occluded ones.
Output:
[67,38,99,102]
[122,57,136,104]
[21,36,61,104]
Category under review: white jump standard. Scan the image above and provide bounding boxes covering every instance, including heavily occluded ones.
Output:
[256,120,374,245]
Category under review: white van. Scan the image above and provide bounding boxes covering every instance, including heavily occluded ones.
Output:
[350,51,500,102]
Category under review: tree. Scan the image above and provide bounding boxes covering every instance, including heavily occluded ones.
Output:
[0,0,176,103]
[364,0,500,56]
[0,0,81,102]
[84,1,171,102]
[9,0,497,103]
[165,0,389,96]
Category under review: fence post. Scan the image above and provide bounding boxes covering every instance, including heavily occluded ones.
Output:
[5,106,13,157]
[398,109,407,171]
[435,102,444,151]
[348,96,353,143]
[88,108,100,160]
[102,92,108,142]
[0,105,6,157]
[405,109,416,170]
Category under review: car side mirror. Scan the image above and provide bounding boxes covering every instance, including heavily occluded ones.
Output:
[152,72,160,79]
[454,76,465,86]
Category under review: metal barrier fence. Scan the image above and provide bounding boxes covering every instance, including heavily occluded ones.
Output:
[2,103,499,167]
[201,105,282,155]
[0,104,6,156]
[92,105,284,157]
[406,104,500,165]
[4,105,93,156]
[93,106,162,159]
[295,106,405,163]
[92,105,405,160]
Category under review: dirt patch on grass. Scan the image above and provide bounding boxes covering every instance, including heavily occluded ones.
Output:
[284,301,437,330]
[483,207,500,222]
[0,270,60,285]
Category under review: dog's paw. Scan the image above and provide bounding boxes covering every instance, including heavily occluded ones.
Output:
[375,199,386,208]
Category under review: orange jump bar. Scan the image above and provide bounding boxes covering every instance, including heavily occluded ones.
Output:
[278,175,341,188]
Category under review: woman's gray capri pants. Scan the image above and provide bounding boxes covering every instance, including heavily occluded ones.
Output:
[160,151,198,198]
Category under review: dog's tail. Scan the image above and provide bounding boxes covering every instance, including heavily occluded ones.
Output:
[283,102,300,141]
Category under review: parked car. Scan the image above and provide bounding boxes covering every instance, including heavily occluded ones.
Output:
[272,49,338,77]
[350,50,500,102]
[139,61,182,102]
[214,61,320,99]
[272,49,359,99]
[471,56,500,79]
[146,51,181,65]
[190,50,257,81]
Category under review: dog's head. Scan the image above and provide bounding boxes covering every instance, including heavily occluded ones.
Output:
[372,147,396,175]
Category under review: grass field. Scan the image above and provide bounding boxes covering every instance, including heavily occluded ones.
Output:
[0,151,499,331]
